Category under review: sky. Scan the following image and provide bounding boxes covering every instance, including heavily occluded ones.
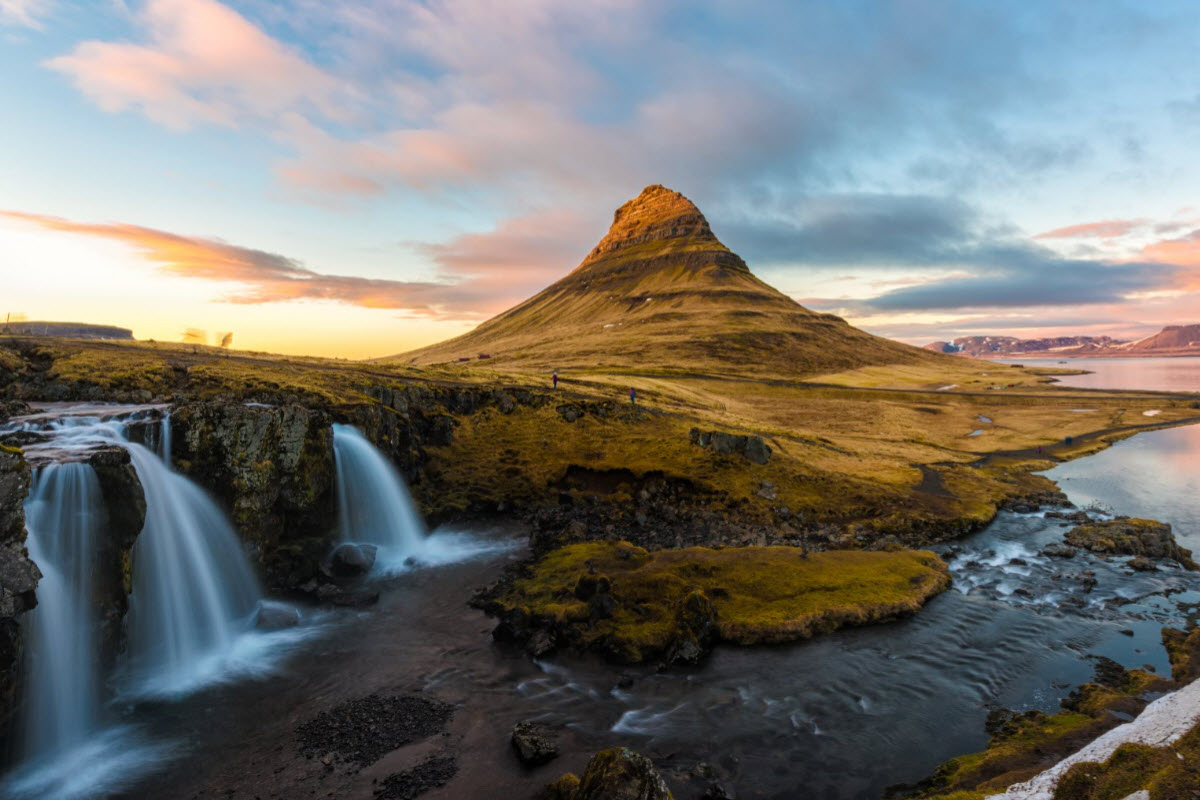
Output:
[3,0,1200,358]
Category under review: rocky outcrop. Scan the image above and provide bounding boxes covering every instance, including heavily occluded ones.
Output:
[86,446,146,670]
[540,747,674,800]
[529,470,795,556]
[1065,518,1198,570]
[0,446,39,737]
[170,402,337,588]
[689,428,771,464]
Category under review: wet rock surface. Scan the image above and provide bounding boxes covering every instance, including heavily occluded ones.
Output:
[329,542,378,576]
[86,445,146,670]
[297,693,454,768]
[0,445,37,739]
[511,720,561,766]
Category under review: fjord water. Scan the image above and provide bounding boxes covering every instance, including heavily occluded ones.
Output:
[1032,355,1200,393]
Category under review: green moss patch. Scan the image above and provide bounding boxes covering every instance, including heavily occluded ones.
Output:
[488,541,950,663]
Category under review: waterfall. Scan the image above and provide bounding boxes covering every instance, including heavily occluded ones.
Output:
[159,412,172,467]
[332,424,426,553]
[329,424,508,574]
[20,464,103,760]
[122,442,263,695]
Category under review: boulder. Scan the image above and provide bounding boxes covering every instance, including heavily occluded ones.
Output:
[1065,518,1198,569]
[1040,543,1077,559]
[666,589,718,665]
[511,721,560,766]
[534,774,581,800]
[575,747,674,800]
[688,428,771,464]
[557,405,584,423]
[255,601,302,630]
[329,542,377,577]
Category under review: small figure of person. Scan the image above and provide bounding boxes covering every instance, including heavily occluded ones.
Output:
[629,387,637,405]
[1037,445,1042,455]
[552,371,558,389]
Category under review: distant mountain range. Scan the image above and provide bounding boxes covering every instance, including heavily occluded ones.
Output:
[926,325,1200,358]
[2,321,133,340]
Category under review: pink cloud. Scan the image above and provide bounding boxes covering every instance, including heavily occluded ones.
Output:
[1140,229,1200,271]
[46,0,350,130]
[0,207,594,318]
[1034,219,1147,239]
[0,209,459,314]
[412,208,595,311]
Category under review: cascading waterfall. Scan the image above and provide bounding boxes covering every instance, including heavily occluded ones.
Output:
[121,441,263,695]
[1,406,309,797]
[332,423,426,554]
[19,464,103,761]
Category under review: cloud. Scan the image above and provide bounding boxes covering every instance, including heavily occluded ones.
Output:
[720,193,1187,312]
[1141,229,1200,270]
[0,0,51,29]
[1,206,596,318]
[0,209,461,314]
[863,255,1175,310]
[1035,219,1148,239]
[45,0,350,130]
[721,194,983,267]
[410,208,594,310]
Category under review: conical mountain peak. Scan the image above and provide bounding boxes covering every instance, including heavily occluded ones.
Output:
[399,184,936,377]
[576,184,748,276]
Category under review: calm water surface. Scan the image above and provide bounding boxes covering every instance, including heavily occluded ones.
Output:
[1006,356,1200,393]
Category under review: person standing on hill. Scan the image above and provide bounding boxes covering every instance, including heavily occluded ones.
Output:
[552,371,558,389]
[629,387,637,405]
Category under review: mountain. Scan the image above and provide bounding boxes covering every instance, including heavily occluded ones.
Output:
[1127,324,1200,353]
[400,185,940,376]
[2,321,133,340]
[927,326,1200,359]
[926,335,1124,357]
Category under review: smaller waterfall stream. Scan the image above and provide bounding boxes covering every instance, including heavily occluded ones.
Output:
[331,423,512,573]
[333,423,426,552]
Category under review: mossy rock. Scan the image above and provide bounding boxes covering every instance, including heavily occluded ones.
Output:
[488,541,950,664]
